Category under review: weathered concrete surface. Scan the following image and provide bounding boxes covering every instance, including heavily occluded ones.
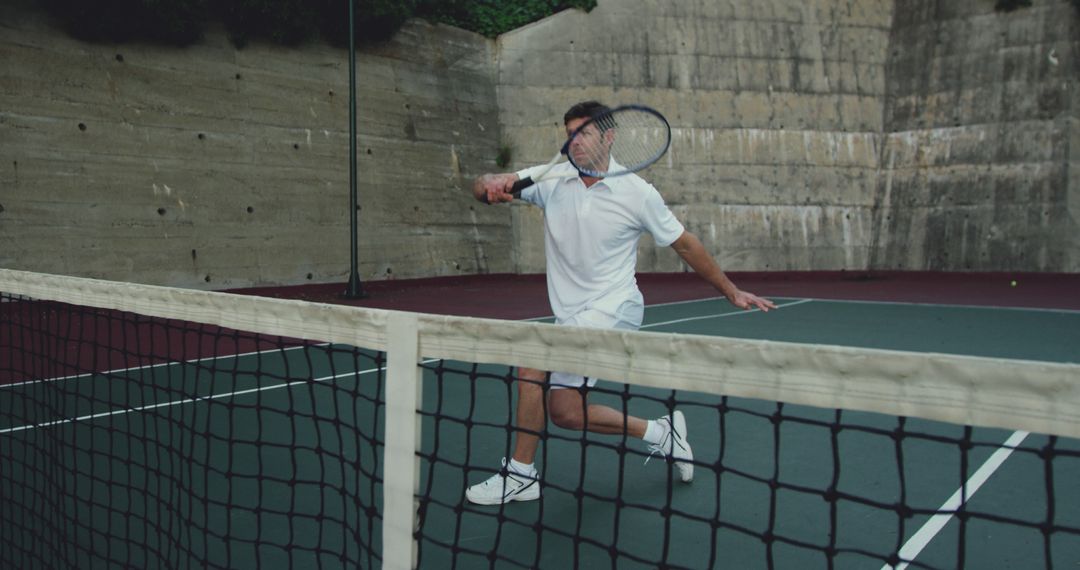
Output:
[1,0,1076,288]
[497,0,894,273]
[0,3,504,288]
[876,0,1078,271]
[498,0,1078,274]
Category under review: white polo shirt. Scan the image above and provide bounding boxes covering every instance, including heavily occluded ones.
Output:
[518,161,685,322]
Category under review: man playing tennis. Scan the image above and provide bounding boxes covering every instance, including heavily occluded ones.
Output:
[466,101,776,505]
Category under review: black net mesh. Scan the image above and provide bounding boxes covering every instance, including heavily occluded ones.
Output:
[2,273,1079,569]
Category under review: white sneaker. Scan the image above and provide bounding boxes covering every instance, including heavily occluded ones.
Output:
[646,411,694,482]
[465,458,540,505]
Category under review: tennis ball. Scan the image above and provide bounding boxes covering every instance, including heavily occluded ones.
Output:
[1010,280,1017,287]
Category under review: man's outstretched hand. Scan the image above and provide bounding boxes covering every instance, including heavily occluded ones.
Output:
[473,173,518,204]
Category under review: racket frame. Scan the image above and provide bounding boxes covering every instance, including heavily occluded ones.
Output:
[506,104,671,198]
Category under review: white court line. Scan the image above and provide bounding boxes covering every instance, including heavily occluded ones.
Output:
[0,342,331,389]
[642,298,812,329]
[0,360,401,435]
[7,295,794,388]
[883,430,1031,570]
[0,293,794,431]
[806,297,1080,315]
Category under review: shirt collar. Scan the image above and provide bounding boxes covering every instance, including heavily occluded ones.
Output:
[567,157,627,192]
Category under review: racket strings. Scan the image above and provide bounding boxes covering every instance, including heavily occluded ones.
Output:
[569,109,670,177]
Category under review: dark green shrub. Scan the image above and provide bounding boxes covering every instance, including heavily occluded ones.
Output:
[35,0,597,47]
[994,0,1032,12]
[319,0,420,47]
[418,0,596,38]
[218,0,321,47]
[41,0,207,45]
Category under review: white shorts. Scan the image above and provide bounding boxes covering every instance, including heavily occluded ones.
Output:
[549,302,643,389]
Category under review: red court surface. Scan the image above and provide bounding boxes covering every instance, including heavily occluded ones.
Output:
[229,271,1080,319]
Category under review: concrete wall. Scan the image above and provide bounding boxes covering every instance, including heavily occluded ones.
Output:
[2,0,1077,288]
[876,0,1079,271]
[0,4,504,288]
[498,0,1079,274]
[497,0,894,273]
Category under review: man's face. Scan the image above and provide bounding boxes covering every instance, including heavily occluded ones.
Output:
[565,117,613,174]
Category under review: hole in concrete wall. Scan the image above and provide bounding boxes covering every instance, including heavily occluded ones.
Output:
[115,53,124,62]
[0,204,5,214]
[293,143,300,150]
[385,267,392,275]
[328,90,334,97]
[366,149,372,154]
[306,273,313,280]
[235,73,242,80]
[205,275,211,282]
[246,206,254,213]
[191,249,197,260]
[157,207,166,216]
[78,123,86,131]
[198,133,205,140]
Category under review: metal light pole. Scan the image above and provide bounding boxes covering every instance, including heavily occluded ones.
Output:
[344,0,366,298]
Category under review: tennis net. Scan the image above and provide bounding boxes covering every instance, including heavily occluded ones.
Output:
[1,268,1078,569]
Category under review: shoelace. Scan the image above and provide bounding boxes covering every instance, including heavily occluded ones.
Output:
[645,417,692,467]
[644,421,674,466]
[485,465,536,488]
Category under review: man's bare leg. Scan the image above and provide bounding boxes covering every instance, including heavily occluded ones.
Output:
[548,388,647,437]
[511,367,547,465]
[547,387,694,482]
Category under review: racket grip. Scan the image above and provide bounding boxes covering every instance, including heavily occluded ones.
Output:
[481,176,534,204]
[508,176,535,195]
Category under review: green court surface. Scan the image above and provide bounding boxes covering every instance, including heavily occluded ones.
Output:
[2,297,1078,569]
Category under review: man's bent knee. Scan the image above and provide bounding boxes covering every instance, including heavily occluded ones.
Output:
[549,396,586,430]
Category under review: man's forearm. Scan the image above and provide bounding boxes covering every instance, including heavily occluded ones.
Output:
[671,232,738,299]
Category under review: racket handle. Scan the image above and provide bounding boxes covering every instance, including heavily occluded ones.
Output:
[508,176,535,195]
[481,176,534,204]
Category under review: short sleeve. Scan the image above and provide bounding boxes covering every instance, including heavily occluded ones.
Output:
[640,187,685,247]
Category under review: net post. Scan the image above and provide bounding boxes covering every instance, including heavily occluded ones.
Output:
[344,0,366,299]
[383,312,422,569]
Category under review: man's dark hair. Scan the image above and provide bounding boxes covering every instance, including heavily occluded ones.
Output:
[563,101,611,125]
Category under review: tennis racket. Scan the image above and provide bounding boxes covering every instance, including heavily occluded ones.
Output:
[492,105,671,201]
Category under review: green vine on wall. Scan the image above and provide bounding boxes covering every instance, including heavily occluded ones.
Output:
[994,0,1033,11]
[35,0,596,48]
[422,0,596,38]
[995,0,1080,12]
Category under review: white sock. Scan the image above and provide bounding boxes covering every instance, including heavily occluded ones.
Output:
[642,420,666,445]
[508,458,536,476]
